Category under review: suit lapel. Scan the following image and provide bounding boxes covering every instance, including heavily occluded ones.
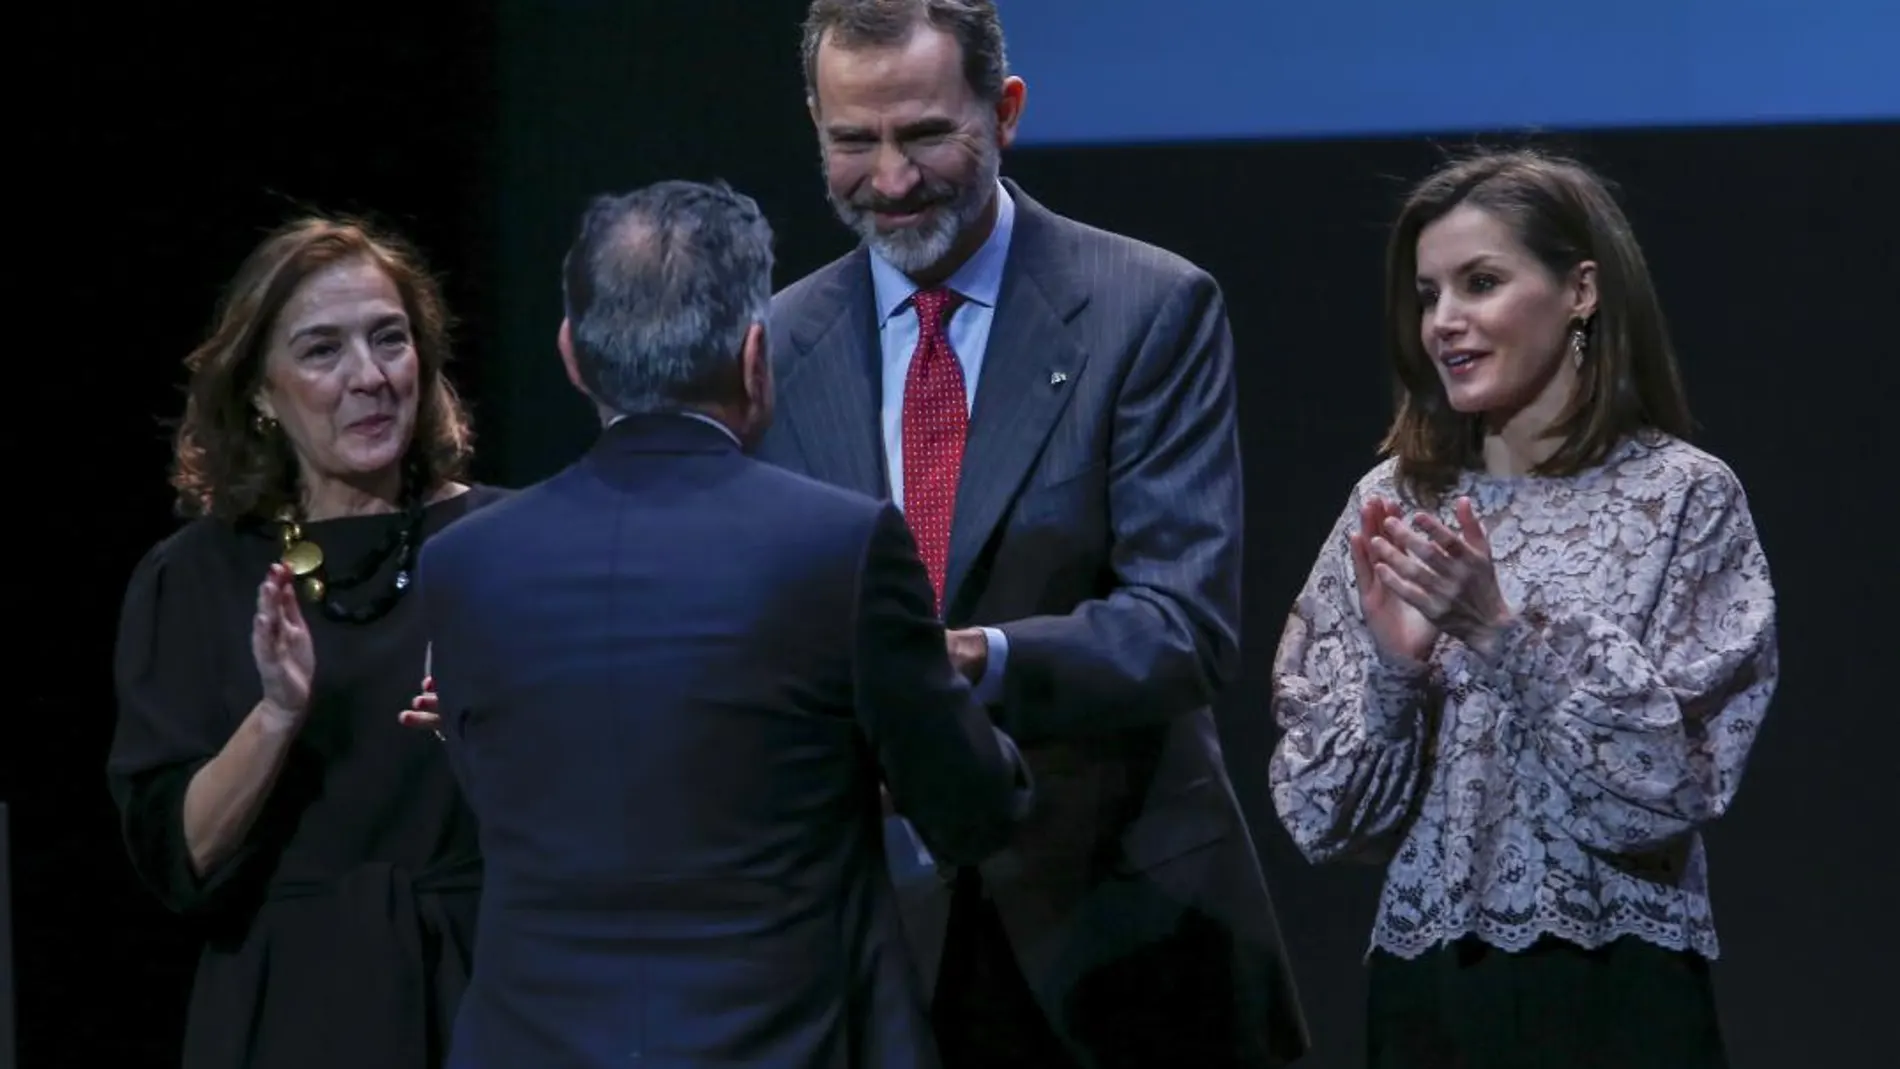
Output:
[944,186,1090,612]
[775,250,888,501]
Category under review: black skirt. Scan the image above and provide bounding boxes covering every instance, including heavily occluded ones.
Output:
[1366,935,1728,1069]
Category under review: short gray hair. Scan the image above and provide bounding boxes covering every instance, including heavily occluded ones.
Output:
[801,0,1010,105]
[561,180,774,414]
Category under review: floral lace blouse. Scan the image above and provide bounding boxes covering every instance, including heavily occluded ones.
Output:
[1268,434,1778,961]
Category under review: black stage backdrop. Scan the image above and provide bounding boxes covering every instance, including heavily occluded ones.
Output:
[18,2,1893,1065]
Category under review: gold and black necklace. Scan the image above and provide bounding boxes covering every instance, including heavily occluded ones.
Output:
[274,483,428,624]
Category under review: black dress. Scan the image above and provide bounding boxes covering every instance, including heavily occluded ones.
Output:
[107,485,510,1069]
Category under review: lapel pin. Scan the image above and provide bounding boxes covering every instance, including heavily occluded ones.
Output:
[1049,371,1068,386]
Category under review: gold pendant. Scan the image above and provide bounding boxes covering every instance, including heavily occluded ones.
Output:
[299,575,326,602]
[281,539,324,576]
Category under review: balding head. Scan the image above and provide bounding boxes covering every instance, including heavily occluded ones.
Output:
[560,180,775,420]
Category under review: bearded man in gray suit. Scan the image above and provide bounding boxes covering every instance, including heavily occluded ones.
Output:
[757,3,1311,1067]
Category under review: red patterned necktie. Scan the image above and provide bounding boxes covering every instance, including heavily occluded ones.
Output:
[900,287,967,614]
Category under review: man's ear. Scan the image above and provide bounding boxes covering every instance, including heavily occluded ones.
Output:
[741,322,771,404]
[558,318,586,394]
[993,76,1027,150]
[738,321,774,447]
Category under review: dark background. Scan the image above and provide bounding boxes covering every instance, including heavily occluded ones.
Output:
[14,2,1894,1066]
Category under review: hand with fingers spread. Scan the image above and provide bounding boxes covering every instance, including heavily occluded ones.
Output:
[1349,496,1441,664]
[1364,496,1516,656]
[251,563,315,729]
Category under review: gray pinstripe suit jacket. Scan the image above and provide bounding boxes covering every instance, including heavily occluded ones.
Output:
[759,180,1309,1068]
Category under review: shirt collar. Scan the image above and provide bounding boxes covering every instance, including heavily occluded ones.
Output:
[606,409,741,446]
[869,180,1015,325]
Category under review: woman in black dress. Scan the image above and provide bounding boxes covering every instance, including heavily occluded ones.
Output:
[107,216,508,1069]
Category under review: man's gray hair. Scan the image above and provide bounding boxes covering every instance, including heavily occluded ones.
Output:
[561,179,774,414]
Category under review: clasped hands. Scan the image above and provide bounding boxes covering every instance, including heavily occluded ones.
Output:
[1348,495,1516,664]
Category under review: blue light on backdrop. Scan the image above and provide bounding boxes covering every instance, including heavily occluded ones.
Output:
[1004,0,1900,145]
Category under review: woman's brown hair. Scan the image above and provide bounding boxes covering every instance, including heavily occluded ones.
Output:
[1379,149,1694,505]
[170,215,474,520]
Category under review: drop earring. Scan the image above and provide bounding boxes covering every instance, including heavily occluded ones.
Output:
[1569,326,1587,368]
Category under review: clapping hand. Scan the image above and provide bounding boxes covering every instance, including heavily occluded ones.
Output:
[252,563,314,728]
[1364,496,1515,657]
[1349,497,1440,663]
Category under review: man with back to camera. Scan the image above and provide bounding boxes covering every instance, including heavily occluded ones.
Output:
[414,178,1033,1068]
[758,1,1312,1066]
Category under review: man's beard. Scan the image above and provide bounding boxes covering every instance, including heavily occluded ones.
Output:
[825,140,1001,275]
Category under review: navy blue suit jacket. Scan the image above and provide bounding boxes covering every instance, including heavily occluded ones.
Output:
[420,414,1028,1069]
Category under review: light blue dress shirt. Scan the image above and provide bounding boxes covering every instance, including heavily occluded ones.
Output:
[867,181,1015,709]
[868,184,1020,874]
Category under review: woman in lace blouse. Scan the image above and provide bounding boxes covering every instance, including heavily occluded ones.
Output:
[1269,150,1777,1069]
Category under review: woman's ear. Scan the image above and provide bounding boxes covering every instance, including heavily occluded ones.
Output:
[1570,261,1599,322]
